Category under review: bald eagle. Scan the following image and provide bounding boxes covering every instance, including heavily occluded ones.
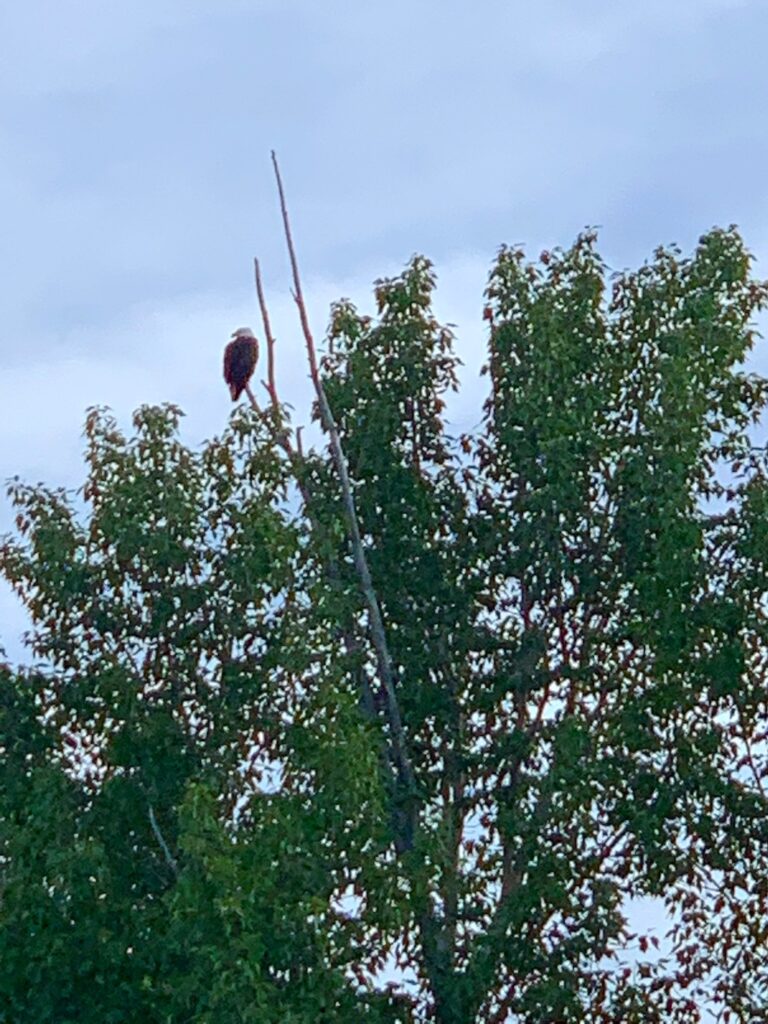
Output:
[223,327,259,401]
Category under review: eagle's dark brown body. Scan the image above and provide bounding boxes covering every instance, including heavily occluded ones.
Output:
[223,330,259,401]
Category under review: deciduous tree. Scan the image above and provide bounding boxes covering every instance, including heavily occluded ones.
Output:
[3,226,768,1022]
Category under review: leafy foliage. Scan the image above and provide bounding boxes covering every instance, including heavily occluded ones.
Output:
[3,228,768,1021]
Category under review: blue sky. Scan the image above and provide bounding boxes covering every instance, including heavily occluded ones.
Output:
[2,0,768,662]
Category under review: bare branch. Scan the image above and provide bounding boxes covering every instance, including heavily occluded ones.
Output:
[148,803,178,877]
[244,382,262,415]
[244,281,410,847]
[270,150,418,840]
[254,257,280,414]
[244,381,305,493]
[270,151,324,388]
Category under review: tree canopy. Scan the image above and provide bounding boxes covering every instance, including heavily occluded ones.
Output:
[3,227,768,1022]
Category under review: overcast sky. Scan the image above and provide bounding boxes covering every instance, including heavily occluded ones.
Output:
[2,0,768,663]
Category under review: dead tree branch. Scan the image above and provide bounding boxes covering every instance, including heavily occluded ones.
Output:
[254,258,280,414]
[148,803,179,877]
[270,150,418,839]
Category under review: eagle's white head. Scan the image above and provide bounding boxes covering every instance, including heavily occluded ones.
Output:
[231,327,256,339]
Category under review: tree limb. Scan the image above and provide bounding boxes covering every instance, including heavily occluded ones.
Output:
[254,257,280,415]
[148,803,179,877]
[270,150,418,842]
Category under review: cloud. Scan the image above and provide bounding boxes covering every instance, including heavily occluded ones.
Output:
[0,1,286,97]
[4,0,767,349]
[3,0,768,662]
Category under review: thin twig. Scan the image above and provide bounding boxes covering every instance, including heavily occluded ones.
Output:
[270,150,418,833]
[243,380,314,526]
[254,257,279,413]
[148,803,179,876]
